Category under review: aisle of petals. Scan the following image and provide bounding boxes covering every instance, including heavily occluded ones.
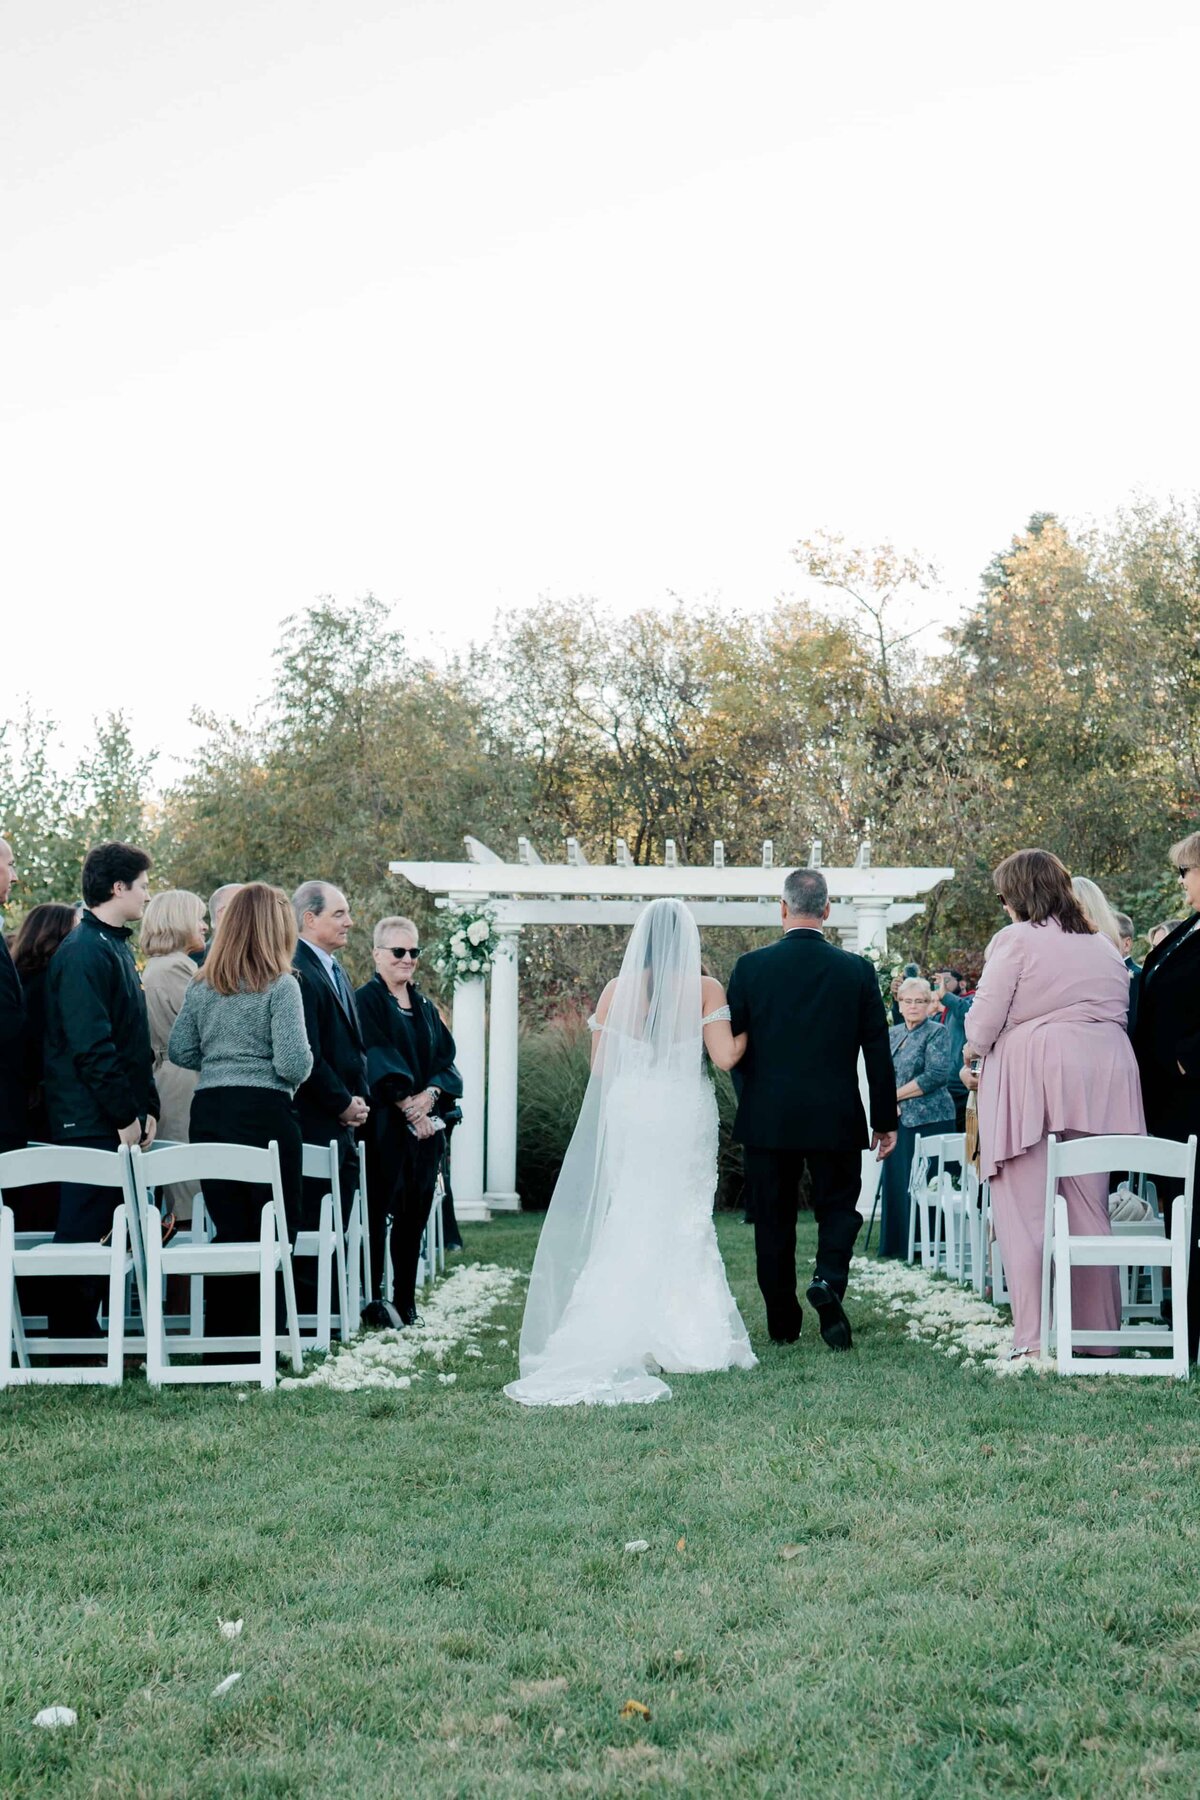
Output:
[281,1262,522,1392]
[850,1256,1044,1375]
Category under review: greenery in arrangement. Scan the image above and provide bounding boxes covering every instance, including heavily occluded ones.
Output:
[430,902,499,986]
[6,1215,1200,1797]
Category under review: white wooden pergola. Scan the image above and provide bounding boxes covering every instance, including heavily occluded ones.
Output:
[389,836,954,1221]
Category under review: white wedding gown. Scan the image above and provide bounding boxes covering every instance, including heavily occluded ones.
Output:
[505,901,757,1407]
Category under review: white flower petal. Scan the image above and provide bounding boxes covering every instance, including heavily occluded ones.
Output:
[34,1707,77,1729]
[212,1673,243,1698]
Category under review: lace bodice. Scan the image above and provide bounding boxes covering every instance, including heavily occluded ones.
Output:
[588,1003,731,1031]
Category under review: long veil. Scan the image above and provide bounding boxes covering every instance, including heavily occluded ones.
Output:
[515,897,704,1382]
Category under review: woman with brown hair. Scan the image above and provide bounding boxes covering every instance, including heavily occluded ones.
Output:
[168,883,312,1346]
[141,889,207,1221]
[963,848,1144,1358]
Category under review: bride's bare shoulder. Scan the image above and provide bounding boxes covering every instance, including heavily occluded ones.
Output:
[700,974,726,1007]
[594,978,619,1022]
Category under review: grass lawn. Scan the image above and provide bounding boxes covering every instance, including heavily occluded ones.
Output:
[5,1214,1200,1798]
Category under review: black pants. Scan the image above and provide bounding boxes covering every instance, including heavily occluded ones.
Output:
[368,1129,442,1317]
[46,1131,121,1340]
[743,1146,864,1340]
[190,1087,303,1346]
[296,1131,359,1312]
[879,1120,955,1259]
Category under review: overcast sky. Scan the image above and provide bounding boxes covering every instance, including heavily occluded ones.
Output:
[4,0,1199,774]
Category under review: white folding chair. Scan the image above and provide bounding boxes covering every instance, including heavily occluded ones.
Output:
[0,1145,134,1387]
[1045,1134,1195,1376]
[418,1171,447,1289]
[294,1140,348,1350]
[128,1141,302,1390]
[344,1159,369,1333]
[907,1132,961,1271]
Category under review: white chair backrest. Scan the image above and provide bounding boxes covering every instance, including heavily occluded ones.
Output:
[0,1143,128,1196]
[300,1140,339,1183]
[1048,1134,1197,1188]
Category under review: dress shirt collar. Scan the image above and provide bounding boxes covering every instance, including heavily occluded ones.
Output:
[783,925,825,937]
[304,937,339,982]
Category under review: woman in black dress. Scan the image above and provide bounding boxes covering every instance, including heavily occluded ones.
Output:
[356,916,462,1326]
[10,904,77,1229]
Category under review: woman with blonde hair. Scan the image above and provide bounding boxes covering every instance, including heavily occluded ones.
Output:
[141,889,207,1222]
[168,883,312,1347]
[1071,876,1123,949]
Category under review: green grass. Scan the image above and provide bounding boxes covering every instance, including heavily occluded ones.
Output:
[5,1216,1200,1797]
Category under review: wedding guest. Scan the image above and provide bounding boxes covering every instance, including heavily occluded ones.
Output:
[1114,911,1142,1036]
[1071,876,1123,949]
[189,883,243,967]
[1133,834,1200,1357]
[9,904,76,1220]
[142,889,208,1221]
[0,837,26,1155]
[1147,921,1175,951]
[43,841,159,1340]
[964,849,1143,1359]
[930,966,973,1129]
[356,916,462,1327]
[879,977,956,1258]
[291,881,369,1291]
[168,883,311,1347]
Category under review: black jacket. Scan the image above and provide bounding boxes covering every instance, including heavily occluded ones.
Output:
[293,938,368,1145]
[0,931,26,1143]
[1134,915,1200,1140]
[727,929,898,1150]
[42,911,159,1139]
[355,975,461,1115]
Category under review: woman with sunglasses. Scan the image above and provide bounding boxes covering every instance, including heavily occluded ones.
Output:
[355,916,462,1326]
[1133,836,1200,1357]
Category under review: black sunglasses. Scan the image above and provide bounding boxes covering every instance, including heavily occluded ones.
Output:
[1178,867,1194,879]
[385,946,420,960]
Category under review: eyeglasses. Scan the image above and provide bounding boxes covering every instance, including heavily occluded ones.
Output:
[1178,867,1195,880]
[384,946,420,960]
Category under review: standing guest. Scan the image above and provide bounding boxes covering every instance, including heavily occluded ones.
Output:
[291,881,369,1286]
[964,849,1143,1360]
[356,916,461,1327]
[930,966,973,1130]
[1071,876,1124,949]
[42,841,159,1341]
[191,883,243,968]
[1115,911,1142,1037]
[879,978,956,1258]
[168,883,311,1349]
[142,889,208,1222]
[0,836,26,1155]
[1133,835,1200,1358]
[1147,921,1176,951]
[9,904,77,1227]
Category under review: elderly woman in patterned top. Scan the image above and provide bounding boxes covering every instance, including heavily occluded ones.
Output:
[878,976,956,1258]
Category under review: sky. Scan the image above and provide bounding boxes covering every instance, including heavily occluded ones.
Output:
[4,0,1200,776]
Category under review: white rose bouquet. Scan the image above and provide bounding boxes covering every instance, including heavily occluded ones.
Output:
[431,903,498,985]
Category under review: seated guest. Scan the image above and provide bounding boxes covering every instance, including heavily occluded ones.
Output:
[141,889,208,1223]
[1134,835,1200,1358]
[0,836,26,1155]
[356,916,462,1326]
[966,849,1143,1360]
[43,841,159,1340]
[169,883,311,1349]
[879,977,955,1258]
[9,903,76,1232]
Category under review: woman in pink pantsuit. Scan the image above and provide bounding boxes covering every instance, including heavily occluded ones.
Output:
[965,849,1145,1358]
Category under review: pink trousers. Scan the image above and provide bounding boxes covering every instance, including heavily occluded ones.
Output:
[989,1130,1121,1355]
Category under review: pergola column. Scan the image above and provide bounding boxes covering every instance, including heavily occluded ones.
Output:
[485,927,522,1212]
[851,896,892,953]
[451,975,490,1222]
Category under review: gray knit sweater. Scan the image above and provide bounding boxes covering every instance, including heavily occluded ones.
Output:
[168,972,313,1095]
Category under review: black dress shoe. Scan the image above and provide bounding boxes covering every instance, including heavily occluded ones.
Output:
[806,1279,853,1350]
[769,1309,802,1344]
[362,1299,404,1330]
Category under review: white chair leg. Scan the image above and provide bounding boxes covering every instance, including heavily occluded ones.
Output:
[278,1223,302,1375]
[358,1189,372,1315]
[146,1207,166,1388]
[333,1204,350,1343]
[1172,1198,1191,1379]
[345,1206,362,1335]
[1054,1196,1073,1373]
[105,1207,128,1386]
[0,1207,13,1390]
[260,1204,276,1391]
[316,1195,333,1353]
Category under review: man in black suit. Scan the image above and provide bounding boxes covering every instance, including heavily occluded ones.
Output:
[291,882,370,1267]
[1115,911,1142,1037]
[0,836,27,1155]
[728,867,898,1350]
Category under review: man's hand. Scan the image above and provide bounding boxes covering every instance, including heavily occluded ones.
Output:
[339,1096,370,1127]
[118,1119,142,1148]
[872,1130,898,1161]
[141,1116,157,1147]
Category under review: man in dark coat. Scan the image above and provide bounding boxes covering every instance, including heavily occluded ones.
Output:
[0,836,27,1155]
[291,881,369,1255]
[43,840,159,1337]
[728,867,897,1350]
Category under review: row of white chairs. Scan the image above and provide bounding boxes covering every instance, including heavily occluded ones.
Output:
[903,1128,1195,1376]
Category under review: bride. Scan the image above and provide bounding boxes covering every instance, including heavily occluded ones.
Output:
[505,898,758,1406]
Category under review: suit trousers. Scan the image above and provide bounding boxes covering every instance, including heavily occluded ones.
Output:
[743,1146,864,1339]
[46,1131,120,1341]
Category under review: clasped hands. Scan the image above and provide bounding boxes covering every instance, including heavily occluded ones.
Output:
[118,1116,157,1149]
[397,1088,439,1139]
[339,1096,371,1128]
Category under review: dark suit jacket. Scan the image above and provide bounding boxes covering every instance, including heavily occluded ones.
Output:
[293,938,368,1147]
[727,929,898,1151]
[0,931,26,1142]
[1133,915,1200,1140]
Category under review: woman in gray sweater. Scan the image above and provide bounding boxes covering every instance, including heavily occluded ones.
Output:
[168,882,312,1346]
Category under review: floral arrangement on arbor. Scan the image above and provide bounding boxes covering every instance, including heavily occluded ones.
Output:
[430,902,498,985]
[860,941,907,1001]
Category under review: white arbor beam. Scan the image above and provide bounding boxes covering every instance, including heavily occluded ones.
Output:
[465,899,928,930]
[464,835,502,864]
[809,840,822,867]
[615,839,632,868]
[664,839,678,868]
[566,838,588,866]
[517,836,543,866]
[393,860,953,900]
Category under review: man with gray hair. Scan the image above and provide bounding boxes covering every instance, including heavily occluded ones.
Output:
[727,866,897,1350]
[291,881,369,1280]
